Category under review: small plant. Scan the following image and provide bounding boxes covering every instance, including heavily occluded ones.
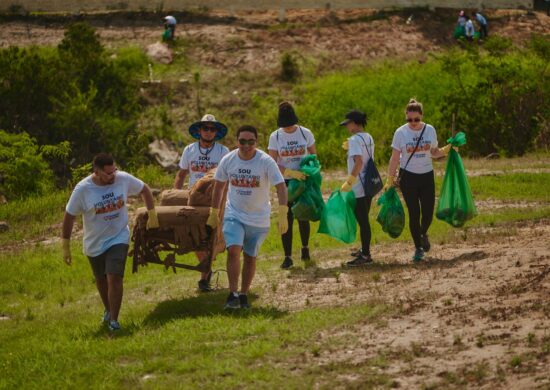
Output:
[476,334,485,348]
[509,355,522,368]
[372,273,381,283]
[280,52,300,82]
[453,334,463,346]
[526,332,536,346]
[443,298,453,306]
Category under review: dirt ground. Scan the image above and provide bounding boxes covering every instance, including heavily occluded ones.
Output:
[256,218,550,389]
[1,9,549,72]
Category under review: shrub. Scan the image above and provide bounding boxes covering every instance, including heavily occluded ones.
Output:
[0,131,55,199]
[280,52,300,82]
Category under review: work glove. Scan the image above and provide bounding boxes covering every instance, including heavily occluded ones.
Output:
[206,207,220,229]
[147,208,160,229]
[342,140,349,151]
[62,238,72,266]
[383,175,396,192]
[340,175,357,192]
[278,205,289,235]
[438,144,452,156]
[285,169,307,181]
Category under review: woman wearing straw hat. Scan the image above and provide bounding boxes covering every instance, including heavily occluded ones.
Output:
[174,113,230,291]
[268,102,316,269]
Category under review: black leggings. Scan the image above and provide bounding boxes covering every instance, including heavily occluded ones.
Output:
[399,169,435,249]
[282,181,310,257]
[354,196,373,256]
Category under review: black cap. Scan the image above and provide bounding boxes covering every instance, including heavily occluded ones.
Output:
[339,110,367,126]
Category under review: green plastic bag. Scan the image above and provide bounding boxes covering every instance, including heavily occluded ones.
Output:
[453,25,465,39]
[162,29,171,41]
[291,155,325,221]
[287,179,305,203]
[436,132,477,227]
[376,187,405,239]
[318,190,357,244]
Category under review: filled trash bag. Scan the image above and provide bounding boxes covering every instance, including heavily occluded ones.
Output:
[376,187,405,239]
[453,25,466,39]
[287,179,306,203]
[436,132,477,227]
[291,155,325,221]
[318,190,357,244]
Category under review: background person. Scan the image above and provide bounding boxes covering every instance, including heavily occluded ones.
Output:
[340,110,375,266]
[62,153,159,331]
[174,114,229,292]
[472,11,488,39]
[207,125,288,310]
[163,15,177,41]
[268,102,316,269]
[384,99,450,262]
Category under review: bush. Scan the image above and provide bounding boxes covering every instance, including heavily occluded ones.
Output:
[439,35,550,157]
[280,52,300,82]
[0,22,148,172]
[0,131,55,199]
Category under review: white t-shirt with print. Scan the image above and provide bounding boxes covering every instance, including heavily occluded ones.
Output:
[66,171,144,257]
[215,149,285,228]
[179,142,230,188]
[391,123,438,175]
[268,126,315,174]
[347,132,375,198]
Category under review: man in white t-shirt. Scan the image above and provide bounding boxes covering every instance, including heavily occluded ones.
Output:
[174,113,229,291]
[207,125,288,310]
[267,101,316,269]
[62,153,159,331]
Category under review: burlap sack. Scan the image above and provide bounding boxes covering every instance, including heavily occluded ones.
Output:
[159,189,189,206]
[188,169,216,207]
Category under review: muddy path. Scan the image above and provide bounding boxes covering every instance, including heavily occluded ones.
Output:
[254,219,550,388]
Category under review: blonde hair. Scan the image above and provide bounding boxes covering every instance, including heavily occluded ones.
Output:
[405,98,423,114]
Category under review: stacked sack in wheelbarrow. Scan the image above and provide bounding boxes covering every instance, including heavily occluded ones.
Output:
[131,170,227,273]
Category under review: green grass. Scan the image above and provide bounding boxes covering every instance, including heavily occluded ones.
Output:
[0,244,391,389]
[1,157,549,388]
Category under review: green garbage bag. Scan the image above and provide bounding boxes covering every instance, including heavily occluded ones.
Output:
[453,25,466,39]
[291,155,325,221]
[436,132,477,227]
[376,187,405,239]
[287,179,306,203]
[162,29,171,41]
[318,190,357,244]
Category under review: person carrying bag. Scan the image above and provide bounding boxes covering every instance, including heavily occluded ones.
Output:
[384,98,452,262]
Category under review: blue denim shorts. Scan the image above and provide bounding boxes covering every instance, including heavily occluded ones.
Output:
[222,218,269,257]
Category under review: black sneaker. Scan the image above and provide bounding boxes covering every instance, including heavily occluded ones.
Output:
[281,256,293,269]
[301,247,310,261]
[346,254,373,267]
[239,294,250,309]
[198,279,212,292]
[412,248,425,262]
[421,234,431,252]
[224,292,240,310]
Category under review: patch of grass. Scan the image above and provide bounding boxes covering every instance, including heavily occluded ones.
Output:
[0,189,70,247]
[0,244,392,389]
[468,173,550,202]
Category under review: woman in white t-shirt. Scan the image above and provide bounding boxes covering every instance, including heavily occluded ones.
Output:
[385,99,451,262]
[268,102,316,269]
[339,110,375,266]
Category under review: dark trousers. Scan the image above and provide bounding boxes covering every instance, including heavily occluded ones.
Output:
[399,169,435,249]
[282,181,310,257]
[354,196,373,256]
[480,24,488,38]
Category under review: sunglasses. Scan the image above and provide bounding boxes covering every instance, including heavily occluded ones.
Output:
[238,138,256,145]
[201,126,218,132]
[406,118,421,123]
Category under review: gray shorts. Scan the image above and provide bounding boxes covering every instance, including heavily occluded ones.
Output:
[87,244,129,278]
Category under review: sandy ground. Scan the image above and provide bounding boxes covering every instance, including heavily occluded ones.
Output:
[256,218,550,389]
